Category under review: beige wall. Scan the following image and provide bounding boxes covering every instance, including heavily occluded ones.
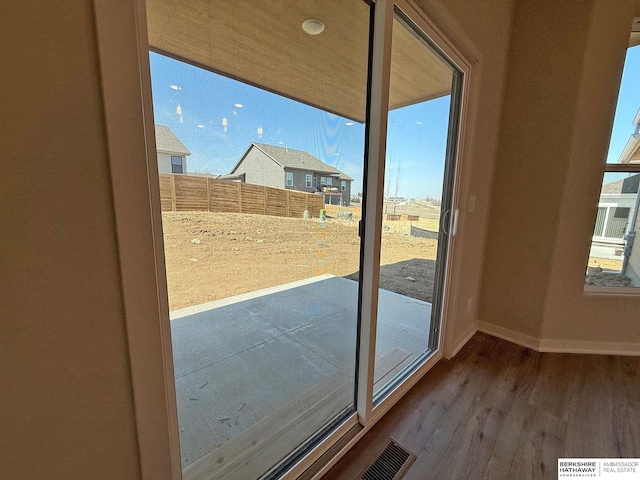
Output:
[479,0,640,348]
[415,0,516,353]
[0,2,140,479]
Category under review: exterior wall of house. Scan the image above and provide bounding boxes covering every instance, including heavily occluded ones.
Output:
[234,148,284,189]
[624,196,640,286]
[157,152,186,174]
[284,169,352,206]
[595,193,636,241]
[340,179,352,206]
[286,168,315,192]
[2,1,141,478]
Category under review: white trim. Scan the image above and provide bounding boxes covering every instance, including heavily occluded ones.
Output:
[446,326,477,359]
[356,0,394,427]
[479,322,640,356]
[279,415,360,480]
[603,161,640,171]
[309,351,443,480]
[372,350,442,418]
[93,0,181,478]
[584,285,640,296]
[477,321,541,351]
[538,339,640,356]
[396,0,480,363]
[618,135,640,164]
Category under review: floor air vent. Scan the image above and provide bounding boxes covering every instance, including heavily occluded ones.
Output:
[360,438,416,480]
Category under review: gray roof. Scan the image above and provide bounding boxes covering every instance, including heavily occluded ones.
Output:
[601,179,623,194]
[155,125,191,155]
[235,143,353,181]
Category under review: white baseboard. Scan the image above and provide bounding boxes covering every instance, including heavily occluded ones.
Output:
[478,321,640,356]
[477,321,540,351]
[446,326,477,359]
[538,339,640,356]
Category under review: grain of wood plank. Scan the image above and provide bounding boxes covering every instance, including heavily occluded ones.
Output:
[327,333,640,480]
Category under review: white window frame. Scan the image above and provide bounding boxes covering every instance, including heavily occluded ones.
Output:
[286,171,293,187]
[586,163,640,296]
[171,155,183,174]
[341,180,346,191]
[306,173,312,187]
[326,177,333,186]
[93,0,479,478]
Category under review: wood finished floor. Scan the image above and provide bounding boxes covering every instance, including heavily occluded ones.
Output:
[324,332,640,480]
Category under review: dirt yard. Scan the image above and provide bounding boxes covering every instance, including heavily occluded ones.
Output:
[162,209,439,311]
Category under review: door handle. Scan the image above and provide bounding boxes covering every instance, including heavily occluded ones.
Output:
[441,209,450,235]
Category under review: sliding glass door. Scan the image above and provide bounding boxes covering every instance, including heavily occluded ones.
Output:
[142,0,463,477]
[373,11,461,397]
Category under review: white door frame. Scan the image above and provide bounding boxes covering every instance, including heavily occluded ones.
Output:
[92,0,481,478]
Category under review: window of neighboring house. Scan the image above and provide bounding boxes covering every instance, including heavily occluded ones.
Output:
[341,180,346,191]
[286,171,293,187]
[585,42,640,291]
[171,155,183,174]
[306,174,312,187]
[326,177,332,186]
[320,177,327,185]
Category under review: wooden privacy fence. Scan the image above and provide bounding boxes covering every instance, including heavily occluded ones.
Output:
[159,174,324,218]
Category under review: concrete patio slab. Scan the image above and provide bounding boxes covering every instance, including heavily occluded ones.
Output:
[170,274,432,469]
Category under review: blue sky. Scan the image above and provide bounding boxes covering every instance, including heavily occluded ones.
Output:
[149,44,639,198]
[607,45,640,164]
[150,52,451,199]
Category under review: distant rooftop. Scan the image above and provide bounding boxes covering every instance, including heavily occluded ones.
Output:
[242,143,353,181]
[155,125,191,156]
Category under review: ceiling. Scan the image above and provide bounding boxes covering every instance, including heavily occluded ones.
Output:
[145,0,453,122]
[631,17,640,47]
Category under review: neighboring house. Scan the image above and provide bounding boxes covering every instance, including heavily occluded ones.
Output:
[155,125,191,174]
[596,174,639,242]
[616,108,640,284]
[617,107,640,165]
[227,143,354,205]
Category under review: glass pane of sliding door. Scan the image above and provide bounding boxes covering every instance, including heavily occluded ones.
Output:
[373,11,461,396]
[144,0,370,477]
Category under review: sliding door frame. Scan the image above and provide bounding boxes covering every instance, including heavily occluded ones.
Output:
[93,0,479,478]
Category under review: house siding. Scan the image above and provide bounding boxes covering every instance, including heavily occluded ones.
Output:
[340,179,352,206]
[284,168,351,206]
[233,148,284,188]
[287,168,315,193]
[157,152,186,174]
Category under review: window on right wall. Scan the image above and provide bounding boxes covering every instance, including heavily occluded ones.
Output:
[585,36,640,290]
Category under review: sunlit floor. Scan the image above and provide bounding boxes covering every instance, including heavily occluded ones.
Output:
[170,274,432,469]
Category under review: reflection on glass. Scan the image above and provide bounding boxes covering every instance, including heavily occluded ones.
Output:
[373,15,455,395]
[146,0,370,476]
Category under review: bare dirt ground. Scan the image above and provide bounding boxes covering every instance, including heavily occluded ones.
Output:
[162,208,439,311]
[587,256,623,271]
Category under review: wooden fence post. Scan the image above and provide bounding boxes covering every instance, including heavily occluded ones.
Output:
[237,182,242,214]
[263,186,267,215]
[170,174,177,212]
[285,191,290,217]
